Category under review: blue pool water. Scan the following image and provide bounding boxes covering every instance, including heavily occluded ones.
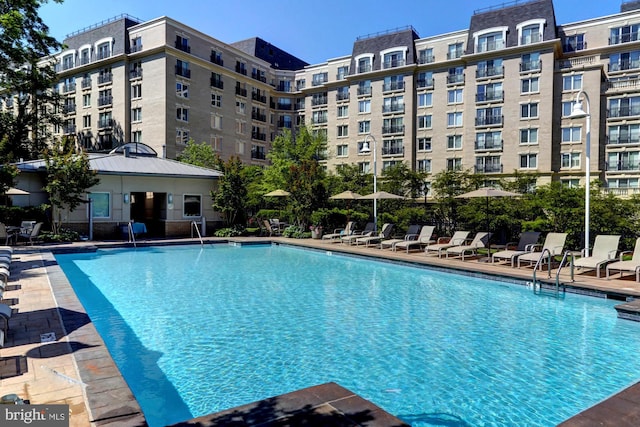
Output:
[55,244,640,426]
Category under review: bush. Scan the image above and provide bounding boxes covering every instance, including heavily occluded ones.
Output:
[40,228,80,243]
[214,226,245,237]
[281,225,308,238]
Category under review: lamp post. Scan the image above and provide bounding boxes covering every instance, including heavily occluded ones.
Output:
[569,90,591,257]
[360,134,377,230]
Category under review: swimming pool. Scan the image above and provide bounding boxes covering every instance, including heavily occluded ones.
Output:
[55,244,640,426]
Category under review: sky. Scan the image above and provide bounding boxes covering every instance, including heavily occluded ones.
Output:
[40,0,621,65]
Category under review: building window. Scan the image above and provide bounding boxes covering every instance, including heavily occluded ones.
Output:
[609,124,640,145]
[521,77,539,94]
[610,24,640,45]
[211,135,222,151]
[520,52,540,72]
[477,58,503,78]
[358,99,371,113]
[417,159,431,172]
[477,82,503,102]
[357,80,372,96]
[176,128,190,144]
[562,179,581,188]
[520,128,538,145]
[417,71,434,88]
[337,105,348,118]
[62,53,74,70]
[312,72,328,86]
[80,48,90,65]
[383,75,404,92]
[520,153,537,169]
[418,92,433,107]
[90,192,110,218]
[609,97,640,118]
[175,34,190,52]
[97,42,110,59]
[211,93,221,108]
[312,110,327,124]
[418,137,432,152]
[236,141,245,154]
[448,89,463,104]
[358,121,370,134]
[561,152,581,169]
[176,82,189,98]
[418,115,432,129]
[358,162,371,173]
[519,22,543,45]
[236,120,246,135]
[176,59,190,78]
[447,112,463,127]
[447,158,462,171]
[82,115,91,128]
[211,114,222,130]
[520,103,539,119]
[183,195,201,217]
[563,74,583,91]
[337,145,348,157]
[177,106,189,122]
[131,84,142,99]
[337,66,349,80]
[383,50,405,68]
[357,56,372,73]
[562,126,582,143]
[447,135,463,150]
[447,42,464,60]
[383,96,404,113]
[132,130,142,143]
[337,125,349,137]
[476,30,505,53]
[130,36,142,52]
[418,48,434,64]
[131,107,142,122]
[564,34,585,52]
[82,94,91,107]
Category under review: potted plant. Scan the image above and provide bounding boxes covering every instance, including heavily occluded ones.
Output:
[309,225,323,239]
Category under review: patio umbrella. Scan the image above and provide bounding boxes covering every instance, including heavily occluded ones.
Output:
[455,187,520,233]
[264,189,290,219]
[358,191,406,200]
[5,188,29,195]
[330,191,363,222]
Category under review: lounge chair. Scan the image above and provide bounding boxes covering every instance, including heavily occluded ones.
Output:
[394,225,436,253]
[446,232,492,260]
[322,221,354,242]
[425,231,470,258]
[341,222,375,245]
[517,232,568,269]
[0,224,16,246]
[354,223,394,247]
[17,222,42,245]
[491,231,541,267]
[0,303,11,348]
[380,224,421,250]
[606,237,640,281]
[262,219,280,237]
[573,234,620,278]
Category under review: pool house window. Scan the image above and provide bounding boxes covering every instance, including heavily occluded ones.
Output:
[183,195,201,217]
[90,192,110,218]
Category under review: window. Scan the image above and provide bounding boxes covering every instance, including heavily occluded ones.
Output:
[176,59,190,78]
[476,131,502,150]
[520,153,537,169]
[564,34,585,52]
[562,179,581,188]
[608,97,640,118]
[476,156,501,173]
[477,31,505,53]
[383,96,404,113]
[358,100,371,113]
[417,159,431,172]
[358,80,372,96]
[358,121,370,134]
[383,50,405,68]
[337,105,348,118]
[447,135,462,150]
[211,114,222,130]
[520,128,538,145]
[477,82,503,102]
[131,107,142,122]
[176,35,190,52]
[337,66,349,79]
[448,89,463,104]
[312,110,327,124]
[97,42,110,59]
[520,23,542,45]
[447,158,462,171]
[561,152,581,168]
[608,124,640,145]
[417,71,434,88]
[447,42,464,60]
[418,115,432,129]
[177,107,189,122]
[383,75,404,92]
[418,48,434,64]
[418,137,432,152]
[418,93,433,107]
[337,125,348,137]
[176,82,189,98]
[447,112,463,127]
[520,52,540,72]
[236,120,246,134]
[211,93,221,108]
[562,126,582,143]
[98,111,111,128]
[563,74,583,91]
[312,72,328,86]
[610,24,640,45]
[131,84,142,99]
[129,61,142,79]
[176,128,190,144]
[80,48,90,65]
[337,145,348,157]
[82,115,91,128]
[609,51,640,72]
[90,192,110,218]
[236,141,245,154]
[608,152,640,171]
[521,77,539,94]
[447,67,464,84]
[82,94,91,107]
[358,162,371,173]
[183,195,201,217]
[62,53,74,70]
[236,101,246,115]
[211,135,222,151]
[477,58,503,78]
[357,56,372,73]
[130,36,142,52]
[382,160,401,170]
[132,130,142,143]
[561,101,574,117]
[521,103,539,119]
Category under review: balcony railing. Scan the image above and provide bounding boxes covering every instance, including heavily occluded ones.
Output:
[608,106,640,118]
[235,65,247,75]
[357,64,372,73]
[606,161,640,171]
[175,67,191,78]
[416,78,434,89]
[336,92,350,101]
[130,44,143,53]
[603,187,640,196]
[475,163,503,173]
[608,136,640,145]
[312,96,328,106]
[357,86,372,96]
[520,33,542,45]
[418,55,435,64]
[251,72,267,83]
[251,131,266,141]
[312,78,328,86]
[62,83,76,93]
[382,125,405,135]
[98,96,113,107]
[62,104,76,114]
[475,140,503,151]
[63,125,76,134]
[277,119,292,128]
[235,87,247,97]
[251,150,266,160]
[476,92,504,103]
[609,61,640,72]
[81,78,91,89]
[210,78,223,89]
[447,49,463,60]
[210,54,223,66]
[251,111,266,122]
[277,103,292,110]
[175,41,191,53]
[382,104,405,114]
[476,66,504,79]
[98,73,112,84]
[383,59,406,69]
[382,146,404,156]
[475,40,505,53]
[563,41,587,52]
[447,74,465,85]
[252,93,267,103]
[475,115,503,127]
[610,31,640,45]
[129,69,143,79]
[520,60,541,72]
[97,119,113,129]
[383,81,404,92]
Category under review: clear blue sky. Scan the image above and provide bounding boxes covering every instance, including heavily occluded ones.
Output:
[40,0,620,65]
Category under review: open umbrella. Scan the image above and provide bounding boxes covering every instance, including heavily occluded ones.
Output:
[330,191,362,222]
[5,188,29,195]
[358,191,405,200]
[455,187,520,233]
[264,189,291,197]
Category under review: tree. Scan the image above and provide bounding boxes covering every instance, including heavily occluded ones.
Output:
[211,156,247,226]
[176,139,218,169]
[43,138,99,234]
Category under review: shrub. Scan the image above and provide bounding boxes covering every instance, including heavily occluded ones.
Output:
[40,228,80,243]
[214,226,245,237]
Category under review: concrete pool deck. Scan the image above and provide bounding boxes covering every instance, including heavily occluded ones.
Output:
[1,236,640,426]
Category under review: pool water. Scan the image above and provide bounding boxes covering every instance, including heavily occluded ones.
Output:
[55,244,640,426]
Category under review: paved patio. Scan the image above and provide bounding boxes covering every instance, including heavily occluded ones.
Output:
[1,236,640,426]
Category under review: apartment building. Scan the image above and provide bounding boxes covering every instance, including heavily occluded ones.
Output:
[42,0,640,196]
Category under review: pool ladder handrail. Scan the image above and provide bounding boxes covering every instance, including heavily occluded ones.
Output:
[127,221,137,248]
[191,221,204,246]
[532,248,567,297]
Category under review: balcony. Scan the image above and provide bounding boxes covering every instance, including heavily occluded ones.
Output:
[357,64,372,73]
[603,187,640,196]
[81,78,91,89]
[476,92,504,103]
[382,125,405,135]
[418,55,435,64]
[252,92,267,103]
[210,78,223,89]
[63,125,76,134]
[62,83,76,93]
[175,41,191,53]
[235,87,247,97]
[475,40,505,53]
[98,73,112,85]
[129,44,143,53]
[475,163,503,173]
[311,96,328,106]
[251,131,266,141]
[447,49,463,60]
[62,104,76,114]
[252,111,266,122]
[475,115,503,127]
[563,41,587,52]
[608,106,640,118]
[610,32,640,45]
[175,67,191,78]
[474,140,503,151]
[129,69,143,80]
[476,66,504,79]
[520,60,541,72]
[608,136,640,145]
[383,59,406,69]
[606,161,640,172]
[98,96,113,107]
[251,72,267,83]
[210,54,223,66]
[235,65,247,75]
[447,74,465,85]
[277,119,292,128]
[97,119,113,129]
[382,104,405,114]
[336,92,350,101]
[609,61,640,73]
[416,78,434,89]
[520,33,542,45]
[382,81,404,92]
[382,146,404,156]
[251,150,266,160]
[357,86,372,96]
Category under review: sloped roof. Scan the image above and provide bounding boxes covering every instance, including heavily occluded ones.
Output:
[16,153,223,179]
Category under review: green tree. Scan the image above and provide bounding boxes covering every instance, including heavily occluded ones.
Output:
[175,139,218,169]
[43,138,100,233]
[211,156,247,226]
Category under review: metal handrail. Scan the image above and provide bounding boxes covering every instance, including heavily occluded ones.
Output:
[553,251,571,295]
[532,248,552,289]
[127,222,136,248]
[191,221,203,246]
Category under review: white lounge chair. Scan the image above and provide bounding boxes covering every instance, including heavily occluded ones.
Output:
[492,231,541,267]
[446,232,492,261]
[573,235,620,278]
[322,221,354,242]
[607,237,640,281]
[394,225,436,253]
[354,223,394,247]
[517,232,568,269]
[379,224,420,250]
[341,222,375,245]
[425,231,470,258]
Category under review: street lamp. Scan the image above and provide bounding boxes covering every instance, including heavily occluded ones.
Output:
[569,90,591,257]
[360,134,377,230]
